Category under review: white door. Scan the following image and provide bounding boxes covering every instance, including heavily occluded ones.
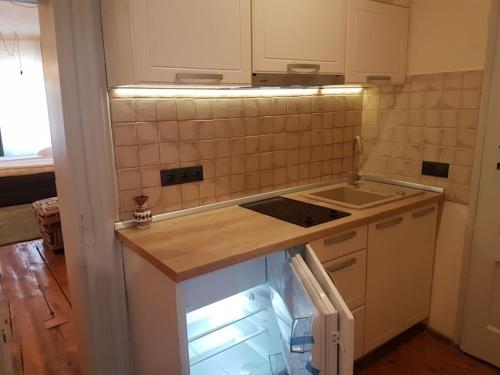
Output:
[345,0,409,84]
[130,0,251,85]
[305,245,354,375]
[460,12,500,366]
[252,0,347,74]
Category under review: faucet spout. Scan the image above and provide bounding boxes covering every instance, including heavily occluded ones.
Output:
[348,135,364,187]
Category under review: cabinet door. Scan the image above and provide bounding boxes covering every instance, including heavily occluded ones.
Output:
[130,0,251,85]
[252,0,346,74]
[401,205,438,328]
[364,214,407,353]
[346,0,409,84]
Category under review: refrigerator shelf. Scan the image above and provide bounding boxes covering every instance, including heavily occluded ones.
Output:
[189,316,269,367]
[190,332,286,375]
[186,287,268,343]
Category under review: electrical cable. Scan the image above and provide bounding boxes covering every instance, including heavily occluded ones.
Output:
[0,31,17,56]
[0,32,24,74]
[16,33,23,74]
[7,1,38,8]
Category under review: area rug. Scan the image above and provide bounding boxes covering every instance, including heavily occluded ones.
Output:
[0,204,41,246]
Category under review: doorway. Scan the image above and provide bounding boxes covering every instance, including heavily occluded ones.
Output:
[0,1,54,246]
[0,1,78,373]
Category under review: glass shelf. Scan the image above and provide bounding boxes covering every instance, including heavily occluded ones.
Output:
[189,317,268,366]
[190,331,287,375]
[186,287,267,342]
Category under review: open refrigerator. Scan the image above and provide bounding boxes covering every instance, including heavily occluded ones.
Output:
[179,245,354,375]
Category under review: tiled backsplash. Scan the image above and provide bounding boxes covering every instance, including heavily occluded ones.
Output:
[360,70,482,204]
[110,71,482,218]
[110,93,363,219]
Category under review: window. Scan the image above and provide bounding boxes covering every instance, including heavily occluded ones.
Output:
[0,36,51,157]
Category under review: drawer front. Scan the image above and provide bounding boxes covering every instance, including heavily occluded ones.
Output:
[323,249,367,310]
[370,0,410,7]
[309,225,368,263]
[352,306,366,360]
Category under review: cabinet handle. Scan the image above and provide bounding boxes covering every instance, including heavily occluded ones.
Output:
[366,75,392,83]
[323,231,357,246]
[325,258,357,273]
[176,73,223,83]
[412,207,436,218]
[287,63,320,73]
[376,216,403,230]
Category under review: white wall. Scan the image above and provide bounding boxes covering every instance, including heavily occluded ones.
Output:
[39,1,132,374]
[428,202,469,338]
[407,0,491,75]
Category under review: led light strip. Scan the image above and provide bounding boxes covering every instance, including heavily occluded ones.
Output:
[111,86,363,98]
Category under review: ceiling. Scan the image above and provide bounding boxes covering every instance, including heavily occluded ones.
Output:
[0,1,39,38]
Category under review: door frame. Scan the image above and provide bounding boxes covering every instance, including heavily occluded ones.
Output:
[38,0,132,374]
[454,1,499,344]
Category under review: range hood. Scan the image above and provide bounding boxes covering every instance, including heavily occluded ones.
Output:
[252,72,345,87]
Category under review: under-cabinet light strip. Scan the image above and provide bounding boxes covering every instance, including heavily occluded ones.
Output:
[111,86,363,98]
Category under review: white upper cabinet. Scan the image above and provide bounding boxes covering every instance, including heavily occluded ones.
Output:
[252,0,347,75]
[101,0,252,87]
[346,0,409,84]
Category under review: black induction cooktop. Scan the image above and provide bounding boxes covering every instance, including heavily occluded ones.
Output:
[240,197,350,228]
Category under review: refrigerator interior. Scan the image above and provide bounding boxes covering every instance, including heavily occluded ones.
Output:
[184,251,323,375]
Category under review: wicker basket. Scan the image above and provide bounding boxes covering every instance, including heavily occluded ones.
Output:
[32,197,64,252]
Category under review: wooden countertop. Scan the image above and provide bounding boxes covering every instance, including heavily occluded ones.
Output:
[116,182,443,282]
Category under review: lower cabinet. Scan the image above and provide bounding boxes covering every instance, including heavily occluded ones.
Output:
[364,204,438,354]
[313,203,439,357]
[401,206,438,328]
[364,212,408,352]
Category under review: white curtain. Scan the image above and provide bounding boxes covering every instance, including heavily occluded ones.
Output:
[0,37,51,157]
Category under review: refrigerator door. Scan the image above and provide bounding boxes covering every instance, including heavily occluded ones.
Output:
[291,255,339,375]
[305,245,355,375]
[267,253,324,374]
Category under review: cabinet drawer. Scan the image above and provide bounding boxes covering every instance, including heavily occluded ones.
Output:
[323,249,366,310]
[352,306,365,360]
[309,225,367,263]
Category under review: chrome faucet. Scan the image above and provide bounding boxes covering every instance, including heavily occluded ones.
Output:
[348,135,364,187]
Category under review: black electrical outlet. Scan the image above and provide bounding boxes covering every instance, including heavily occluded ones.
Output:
[421,161,449,178]
[161,166,203,186]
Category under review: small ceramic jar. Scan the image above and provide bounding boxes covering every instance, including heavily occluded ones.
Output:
[133,195,153,229]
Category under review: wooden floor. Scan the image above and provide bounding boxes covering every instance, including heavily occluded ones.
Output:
[0,240,80,375]
[0,241,498,375]
[355,326,500,375]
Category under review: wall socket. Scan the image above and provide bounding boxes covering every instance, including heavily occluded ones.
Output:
[161,166,204,186]
[421,161,449,178]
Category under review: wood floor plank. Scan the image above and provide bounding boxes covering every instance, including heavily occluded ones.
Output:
[33,241,70,305]
[0,242,80,375]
